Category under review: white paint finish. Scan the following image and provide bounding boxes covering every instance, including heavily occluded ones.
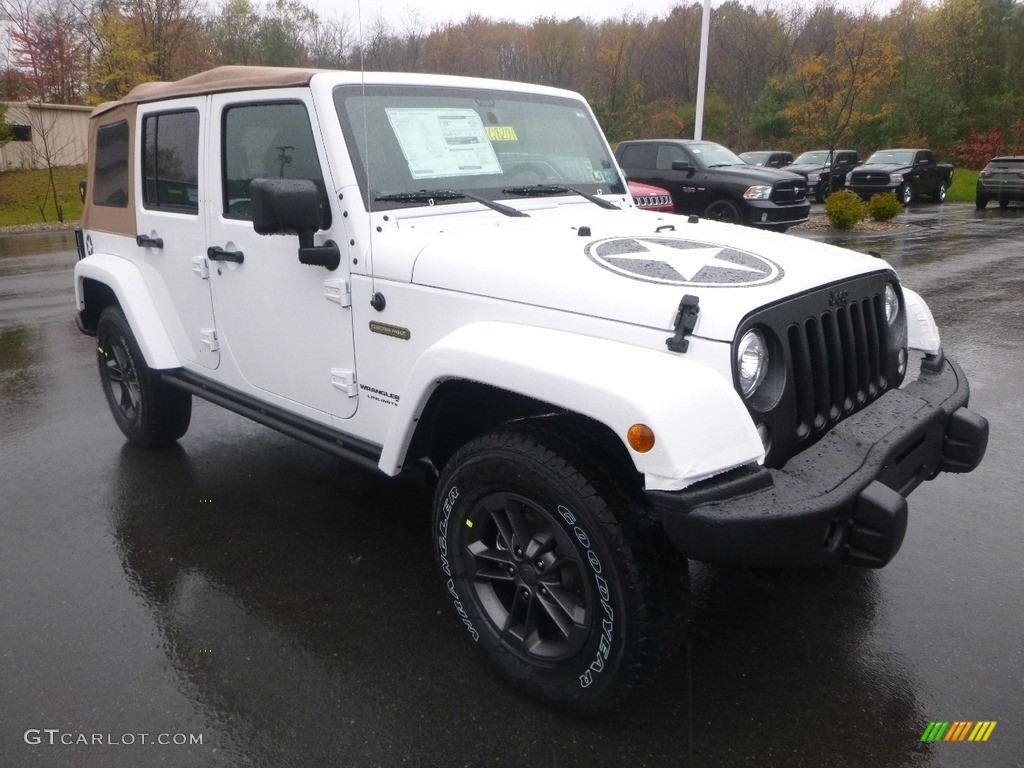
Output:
[74,251,183,370]
[902,287,941,354]
[376,321,763,489]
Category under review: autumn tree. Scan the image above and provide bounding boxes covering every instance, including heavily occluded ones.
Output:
[2,0,89,103]
[783,16,900,153]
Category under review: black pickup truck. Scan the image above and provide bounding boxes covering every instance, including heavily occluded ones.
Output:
[845,149,953,205]
[615,139,810,231]
[788,149,860,202]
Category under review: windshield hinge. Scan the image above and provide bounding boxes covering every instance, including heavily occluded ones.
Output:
[666,295,700,353]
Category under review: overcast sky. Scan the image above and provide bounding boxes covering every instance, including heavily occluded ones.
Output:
[302,0,911,32]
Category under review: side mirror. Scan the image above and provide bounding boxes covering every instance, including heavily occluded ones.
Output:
[670,160,694,172]
[251,178,340,271]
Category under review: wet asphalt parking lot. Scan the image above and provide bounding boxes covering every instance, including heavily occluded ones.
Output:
[1,202,1022,768]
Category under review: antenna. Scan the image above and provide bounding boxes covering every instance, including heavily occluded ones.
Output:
[356,0,376,300]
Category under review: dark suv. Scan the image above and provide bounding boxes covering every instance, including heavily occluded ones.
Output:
[616,139,810,231]
[976,156,1024,209]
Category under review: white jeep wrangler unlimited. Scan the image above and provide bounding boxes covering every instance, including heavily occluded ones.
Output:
[74,66,987,713]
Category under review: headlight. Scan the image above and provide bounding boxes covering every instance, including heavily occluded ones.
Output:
[889,173,904,183]
[846,172,853,183]
[885,284,899,325]
[743,185,773,200]
[737,329,769,398]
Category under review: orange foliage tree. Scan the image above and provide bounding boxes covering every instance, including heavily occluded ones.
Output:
[783,18,900,153]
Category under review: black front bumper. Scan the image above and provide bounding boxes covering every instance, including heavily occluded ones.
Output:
[647,353,988,569]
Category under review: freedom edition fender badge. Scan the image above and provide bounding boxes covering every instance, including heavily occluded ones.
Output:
[584,236,784,288]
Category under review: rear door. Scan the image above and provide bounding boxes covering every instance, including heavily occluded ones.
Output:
[135,99,219,369]
[205,91,358,421]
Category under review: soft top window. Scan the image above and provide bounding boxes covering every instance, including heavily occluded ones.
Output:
[93,120,130,208]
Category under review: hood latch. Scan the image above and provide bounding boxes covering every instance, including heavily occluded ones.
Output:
[666,294,700,353]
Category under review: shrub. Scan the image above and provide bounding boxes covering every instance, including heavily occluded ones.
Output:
[867,192,902,221]
[824,189,866,230]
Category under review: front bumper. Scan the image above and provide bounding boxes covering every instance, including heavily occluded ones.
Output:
[744,200,811,227]
[647,353,987,569]
[848,182,899,198]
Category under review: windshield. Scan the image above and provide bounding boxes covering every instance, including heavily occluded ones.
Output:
[865,150,915,165]
[740,152,770,164]
[691,142,745,168]
[334,85,624,210]
[794,151,830,165]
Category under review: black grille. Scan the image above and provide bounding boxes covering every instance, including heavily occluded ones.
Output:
[851,171,890,185]
[786,297,889,440]
[771,180,808,204]
[735,274,907,468]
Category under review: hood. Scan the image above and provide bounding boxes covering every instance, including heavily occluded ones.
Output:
[854,163,908,174]
[787,162,828,176]
[706,164,804,184]
[369,206,891,343]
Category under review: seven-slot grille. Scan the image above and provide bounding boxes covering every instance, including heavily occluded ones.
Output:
[850,170,891,185]
[736,274,907,468]
[787,295,890,440]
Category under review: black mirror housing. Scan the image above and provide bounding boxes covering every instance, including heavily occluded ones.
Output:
[671,160,694,172]
[251,178,324,241]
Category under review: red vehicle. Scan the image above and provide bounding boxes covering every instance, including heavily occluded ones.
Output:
[628,180,674,212]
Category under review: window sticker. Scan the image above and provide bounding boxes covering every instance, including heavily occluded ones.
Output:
[485,126,518,141]
[386,108,502,179]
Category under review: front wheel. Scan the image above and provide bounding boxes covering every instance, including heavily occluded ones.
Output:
[703,198,742,224]
[899,184,913,206]
[433,419,687,713]
[96,306,191,447]
[816,179,831,203]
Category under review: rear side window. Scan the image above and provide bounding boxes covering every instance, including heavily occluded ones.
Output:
[142,110,200,213]
[618,144,657,170]
[222,101,329,223]
[93,121,130,208]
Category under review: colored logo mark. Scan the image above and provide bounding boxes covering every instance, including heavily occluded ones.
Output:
[921,721,997,742]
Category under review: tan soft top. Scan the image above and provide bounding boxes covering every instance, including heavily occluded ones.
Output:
[92,66,330,117]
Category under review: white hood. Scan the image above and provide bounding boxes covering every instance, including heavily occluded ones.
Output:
[368,206,892,342]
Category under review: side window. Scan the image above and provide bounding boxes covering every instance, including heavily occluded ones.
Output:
[222,101,329,224]
[655,144,686,171]
[619,144,656,170]
[142,110,199,213]
[93,120,130,208]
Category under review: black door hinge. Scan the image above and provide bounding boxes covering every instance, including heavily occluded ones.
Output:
[666,294,700,353]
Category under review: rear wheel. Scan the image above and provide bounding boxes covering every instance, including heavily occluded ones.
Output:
[976,195,989,210]
[999,198,1010,209]
[432,417,687,714]
[933,182,947,203]
[96,306,191,447]
[703,199,742,224]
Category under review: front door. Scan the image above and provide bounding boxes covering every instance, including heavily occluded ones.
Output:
[206,91,358,421]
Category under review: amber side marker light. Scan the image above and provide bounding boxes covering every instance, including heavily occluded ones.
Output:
[627,424,656,453]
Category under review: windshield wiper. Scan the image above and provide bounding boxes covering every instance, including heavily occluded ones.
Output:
[502,184,620,210]
[373,189,528,218]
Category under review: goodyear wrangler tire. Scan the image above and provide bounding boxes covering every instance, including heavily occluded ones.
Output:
[432,418,687,714]
[96,306,192,447]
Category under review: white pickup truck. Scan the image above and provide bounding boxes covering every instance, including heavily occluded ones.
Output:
[74,66,987,713]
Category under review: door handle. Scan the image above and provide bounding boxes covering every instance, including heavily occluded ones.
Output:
[136,234,163,249]
[207,246,244,264]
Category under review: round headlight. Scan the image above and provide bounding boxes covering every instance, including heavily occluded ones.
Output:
[737,329,769,398]
[885,284,899,326]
